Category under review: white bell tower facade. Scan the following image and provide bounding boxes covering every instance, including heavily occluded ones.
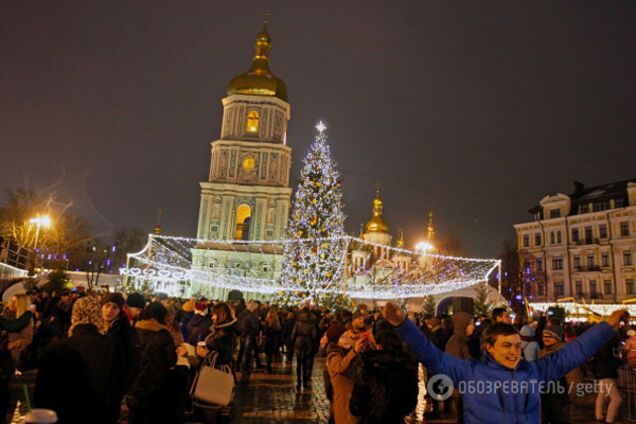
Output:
[196,21,292,243]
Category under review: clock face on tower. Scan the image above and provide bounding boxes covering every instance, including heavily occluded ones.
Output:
[242,156,256,172]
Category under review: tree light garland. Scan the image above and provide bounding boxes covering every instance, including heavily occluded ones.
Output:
[278,122,347,306]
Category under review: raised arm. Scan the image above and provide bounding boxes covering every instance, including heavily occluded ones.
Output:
[385,303,469,383]
[536,310,627,382]
[0,311,33,332]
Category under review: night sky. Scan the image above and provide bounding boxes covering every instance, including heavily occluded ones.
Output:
[1,1,635,257]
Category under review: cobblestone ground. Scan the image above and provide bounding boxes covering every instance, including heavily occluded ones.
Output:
[6,360,629,423]
[225,360,616,424]
[223,356,330,424]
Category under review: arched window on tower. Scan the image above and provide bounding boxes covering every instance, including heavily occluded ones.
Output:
[234,204,252,240]
[246,111,259,134]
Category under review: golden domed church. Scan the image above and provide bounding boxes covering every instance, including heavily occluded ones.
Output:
[191,19,292,298]
[184,19,503,310]
[363,186,391,242]
[351,185,415,273]
[195,19,291,243]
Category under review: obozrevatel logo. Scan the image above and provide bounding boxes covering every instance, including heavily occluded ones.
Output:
[427,374,454,401]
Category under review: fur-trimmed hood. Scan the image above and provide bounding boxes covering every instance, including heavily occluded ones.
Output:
[211,318,237,331]
[135,318,168,333]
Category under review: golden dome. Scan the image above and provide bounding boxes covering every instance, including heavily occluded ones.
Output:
[365,185,390,234]
[226,18,288,101]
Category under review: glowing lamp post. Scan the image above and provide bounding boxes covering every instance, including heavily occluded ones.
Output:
[29,215,52,252]
[415,240,434,253]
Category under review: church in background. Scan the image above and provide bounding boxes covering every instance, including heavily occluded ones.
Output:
[191,21,292,299]
[187,20,502,312]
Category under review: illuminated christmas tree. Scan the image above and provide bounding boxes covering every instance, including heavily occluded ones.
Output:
[280,121,348,308]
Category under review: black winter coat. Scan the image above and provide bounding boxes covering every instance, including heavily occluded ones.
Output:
[349,349,419,424]
[281,317,296,345]
[106,314,139,390]
[238,310,260,338]
[262,322,281,354]
[35,324,125,424]
[291,313,318,352]
[204,319,237,366]
[0,312,34,380]
[186,313,212,345]
[592,337,622,379]
[126,319,178,413]
[428,327,447,351]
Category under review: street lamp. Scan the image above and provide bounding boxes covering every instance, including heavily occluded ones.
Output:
[415,240,434,253]
[29,215,52,252]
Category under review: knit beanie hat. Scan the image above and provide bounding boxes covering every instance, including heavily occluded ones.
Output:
[126,292,146,309]
[141,301,167,324]
[543,324,564,341]
[102,292,125,309]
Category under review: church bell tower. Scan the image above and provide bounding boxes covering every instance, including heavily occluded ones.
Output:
[196,18,292,242]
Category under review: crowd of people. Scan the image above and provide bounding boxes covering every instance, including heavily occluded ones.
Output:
[0,288,416,423]
[0,287,634,424]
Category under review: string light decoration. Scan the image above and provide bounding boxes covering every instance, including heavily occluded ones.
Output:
[279,121,347,307]
[530,302,636,318]
[123,234,500,301]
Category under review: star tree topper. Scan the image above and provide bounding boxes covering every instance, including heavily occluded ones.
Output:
[315,121,327,135]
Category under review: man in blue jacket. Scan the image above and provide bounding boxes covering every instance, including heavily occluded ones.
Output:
[382,302,627,424]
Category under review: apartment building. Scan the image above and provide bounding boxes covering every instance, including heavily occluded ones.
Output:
[514,179,636,303]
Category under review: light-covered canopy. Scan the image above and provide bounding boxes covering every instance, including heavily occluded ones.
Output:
[121,234,500,299]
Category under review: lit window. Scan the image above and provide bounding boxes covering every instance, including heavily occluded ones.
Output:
[242,157,256,172]
[234,204,252,240]
[246,111,259,134]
